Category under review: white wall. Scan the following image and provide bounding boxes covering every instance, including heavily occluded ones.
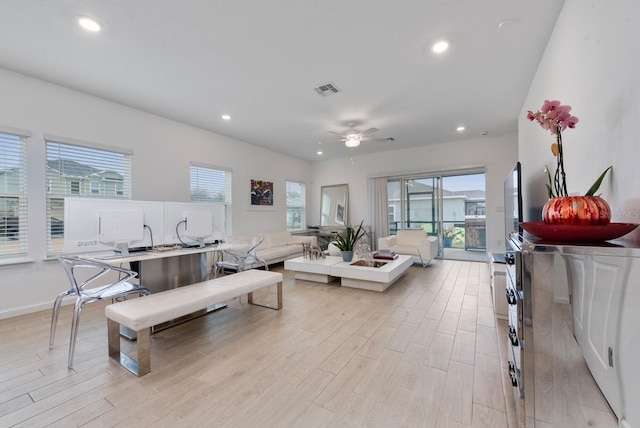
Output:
[310,133,519,254]
[519,0,640,242]
[0,67,311,318]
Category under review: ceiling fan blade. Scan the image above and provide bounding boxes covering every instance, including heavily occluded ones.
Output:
[328,130,344,136]
[360,127,379,136]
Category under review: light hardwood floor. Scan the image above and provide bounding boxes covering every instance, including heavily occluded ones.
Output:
[0,259,518,427]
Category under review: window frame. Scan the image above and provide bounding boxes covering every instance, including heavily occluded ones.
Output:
[0,126,30,258]
[70,180,80,195]
[189,163,232,237]
[90,180,100,195]
[45,134,132,256]
[285,180,306,231]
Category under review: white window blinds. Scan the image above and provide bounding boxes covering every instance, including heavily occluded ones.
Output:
[45,136,132,255]
[0,129,29,257]
[190,164,232,236]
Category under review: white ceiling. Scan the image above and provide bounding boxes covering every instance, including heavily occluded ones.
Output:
[0,0,564,162]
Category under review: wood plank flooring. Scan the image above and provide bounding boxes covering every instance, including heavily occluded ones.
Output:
[0,259,517,427]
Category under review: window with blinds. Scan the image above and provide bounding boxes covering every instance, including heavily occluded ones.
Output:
[286,181,306,231]
[45,136,132,255]
[0,130,29,257]
[190,164,232,236]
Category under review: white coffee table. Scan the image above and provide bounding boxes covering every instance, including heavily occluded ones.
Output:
[284,256,343,283]
[330,254,413,292]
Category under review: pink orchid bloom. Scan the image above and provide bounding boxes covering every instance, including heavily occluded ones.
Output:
[528,100,578,135]
[541,99,561,114]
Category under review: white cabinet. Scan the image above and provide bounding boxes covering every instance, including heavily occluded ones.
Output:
[509,235,633,427]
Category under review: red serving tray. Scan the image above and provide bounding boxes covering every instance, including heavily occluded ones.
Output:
[520,222,638,243]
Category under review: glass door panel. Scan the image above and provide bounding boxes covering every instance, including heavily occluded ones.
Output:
[388,177,442,257]
[404,177,440,235]
[441,173,486,259]
[387,170,485,261]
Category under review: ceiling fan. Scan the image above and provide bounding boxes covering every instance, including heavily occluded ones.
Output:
[328,124,389,148]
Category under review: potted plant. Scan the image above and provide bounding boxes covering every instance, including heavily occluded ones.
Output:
[334,220,366,262]
[443,227,457,247]
[526,99,612,226]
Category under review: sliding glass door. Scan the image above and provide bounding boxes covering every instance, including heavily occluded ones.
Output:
[387,170,486,261]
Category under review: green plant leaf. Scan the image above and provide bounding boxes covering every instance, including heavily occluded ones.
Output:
[545,183,554,199]
[334,220,365,251]
[545,166,556,198]
[585,166,612,196]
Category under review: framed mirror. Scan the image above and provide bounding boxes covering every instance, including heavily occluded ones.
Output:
[320,184,349,227]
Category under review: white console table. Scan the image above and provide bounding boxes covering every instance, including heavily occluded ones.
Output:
[508,234,639,427]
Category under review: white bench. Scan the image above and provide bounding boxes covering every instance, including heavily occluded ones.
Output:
[105,269,283,376]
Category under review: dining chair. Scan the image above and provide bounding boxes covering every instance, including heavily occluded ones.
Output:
[213,236,268,278]
[49,256,150,369]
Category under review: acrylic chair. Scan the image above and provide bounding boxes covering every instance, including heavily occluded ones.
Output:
[213,236,269,278]
[49,256,150,369]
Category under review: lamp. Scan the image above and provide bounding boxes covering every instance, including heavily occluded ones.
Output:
[344,135,361,148]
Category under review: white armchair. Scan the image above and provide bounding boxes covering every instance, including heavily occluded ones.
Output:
[327,241,342,257]
[378,230,438,267]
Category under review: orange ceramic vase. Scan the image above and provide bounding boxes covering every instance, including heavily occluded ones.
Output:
[542,196,611,225]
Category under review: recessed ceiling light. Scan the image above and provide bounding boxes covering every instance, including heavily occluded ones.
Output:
[221,114,231,120]
[317,151,323,155]
[78,17,102,32]
[456,126,465,132]
[432,40,449,53]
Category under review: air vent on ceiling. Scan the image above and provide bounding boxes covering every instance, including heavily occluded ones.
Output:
[314,82,341,97]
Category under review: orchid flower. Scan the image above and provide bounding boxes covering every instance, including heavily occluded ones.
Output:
[527,100,609,197]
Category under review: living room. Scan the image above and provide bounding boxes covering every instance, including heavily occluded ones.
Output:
[1,0,639,426]
[2,0,638,317]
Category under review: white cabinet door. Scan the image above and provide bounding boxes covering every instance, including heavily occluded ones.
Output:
[570,254,628,418]
[618,260,640,428]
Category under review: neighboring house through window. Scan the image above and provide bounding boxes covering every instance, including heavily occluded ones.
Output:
[45,135,132,255]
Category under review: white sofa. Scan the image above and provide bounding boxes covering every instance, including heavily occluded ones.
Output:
[232,231,316,266]
[378,230,438,267]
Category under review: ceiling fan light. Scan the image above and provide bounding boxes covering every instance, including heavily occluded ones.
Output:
[345,137,360,148]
